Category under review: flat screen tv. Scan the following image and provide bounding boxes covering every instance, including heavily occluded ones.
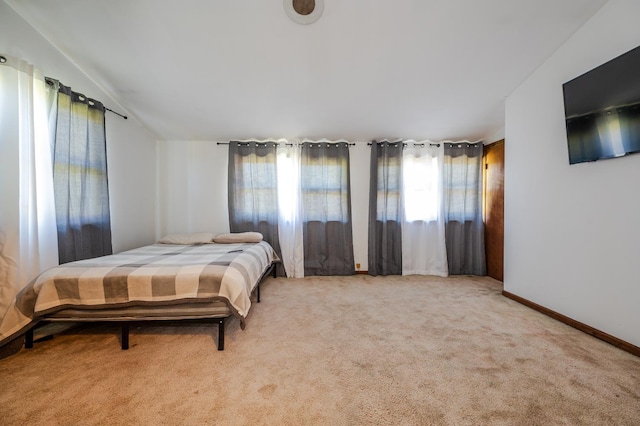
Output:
[563,45,640,165]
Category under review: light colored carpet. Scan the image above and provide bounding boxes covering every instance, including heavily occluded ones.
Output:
[0,275,638,425]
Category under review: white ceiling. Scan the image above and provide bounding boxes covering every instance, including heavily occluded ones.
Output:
[6,0,608,142]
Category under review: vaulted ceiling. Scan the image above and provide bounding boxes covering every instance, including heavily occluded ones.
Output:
[6,0,608,142]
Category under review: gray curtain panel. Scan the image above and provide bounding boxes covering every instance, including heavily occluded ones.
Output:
[443,142,486,275]
[52,83,112,264]
[227,141,282,262]
[301,142,355,276]
[367,141,403,276]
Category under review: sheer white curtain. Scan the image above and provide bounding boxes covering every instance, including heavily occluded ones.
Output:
[401,142,448,277]
[0,55,58,317]
[277,141,304,278]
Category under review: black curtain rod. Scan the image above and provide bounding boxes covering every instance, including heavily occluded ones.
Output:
[368,141,440,147]
[217,142,295,146]
[217,142,356,146]
[105,107,128,120]
[369,141,483,147]
[42,76,127,120]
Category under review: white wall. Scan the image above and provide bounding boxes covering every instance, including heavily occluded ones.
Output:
[157,142,230,237]
[0,2,158,253]
[505,0,640,347]
[107,120,158,252]
[157,141,371,269]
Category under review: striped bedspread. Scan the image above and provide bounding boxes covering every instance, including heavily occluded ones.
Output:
[0,241,277,346]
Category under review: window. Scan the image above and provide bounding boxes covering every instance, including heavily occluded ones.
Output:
[228,140,354,276]
[403,153,440,222]
[369,141,485,276]
[443,150,481,222]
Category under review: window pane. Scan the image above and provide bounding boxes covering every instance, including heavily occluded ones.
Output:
[402,153,439,222]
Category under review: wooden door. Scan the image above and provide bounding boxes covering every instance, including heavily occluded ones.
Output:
[483,140,504,281]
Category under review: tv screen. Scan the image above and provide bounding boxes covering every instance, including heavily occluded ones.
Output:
[563,45,640,165]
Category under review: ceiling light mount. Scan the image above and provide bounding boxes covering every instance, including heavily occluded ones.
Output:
[284,0,324,25]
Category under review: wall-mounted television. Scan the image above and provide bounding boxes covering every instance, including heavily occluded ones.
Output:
[563,45,640,165]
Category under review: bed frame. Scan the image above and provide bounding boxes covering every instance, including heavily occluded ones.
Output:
[24,262,277,351]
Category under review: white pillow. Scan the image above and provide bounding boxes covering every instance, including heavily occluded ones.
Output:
[157,232,216,245]
[213,232,263,244]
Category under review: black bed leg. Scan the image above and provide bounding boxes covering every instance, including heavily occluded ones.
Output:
[257,283,260,303]
[25,328,34,349]
[217,318,225,351]
[121,323,130,350]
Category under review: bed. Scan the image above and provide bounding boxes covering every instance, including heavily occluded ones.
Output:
[0,234,279,351]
